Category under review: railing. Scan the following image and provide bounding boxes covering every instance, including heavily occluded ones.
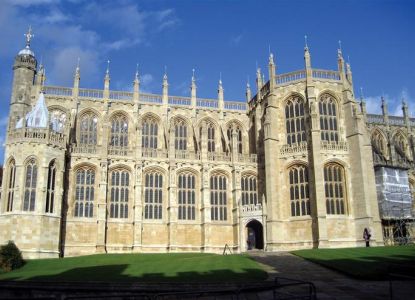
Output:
[108,146,134,156]
[224,101,246,111]
[312,69,341,81]
[196,98,218,109]
[168,96,191,106]
[207,152,232,162]
[78,88,103,99]
[71,144,98,154]
[276,70,306,85]
[43,86,73,97]
[389,116,405,126]
[8,128,66,147]
[280,142,309,156]
[141,148,168,159]
[175,150,200,160]
[109,91,133,101]
[140,93,163,104]
[321,140,348,152]
[367,114,385,124]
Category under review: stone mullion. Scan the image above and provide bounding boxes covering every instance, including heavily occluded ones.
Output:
[132,164,143,251]
[96,161,108,253]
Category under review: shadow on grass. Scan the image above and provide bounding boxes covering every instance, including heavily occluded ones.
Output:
[293,252,415,280]
[3,264,268,283]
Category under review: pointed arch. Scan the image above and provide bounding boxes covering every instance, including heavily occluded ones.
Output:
[109,113,129,148]
[393,130,410,160]
[4,157,17,212]
[23,157,38,212]
[287,163,310,216]
[319,92,339,142]
[78,110,99,145]
[284,94,307,145]
[371,127,389,159]
[226,120,246,154]
[73,165,96,218]
[45,159,57,214]
[324,162,347,215]
[109,168,130,219]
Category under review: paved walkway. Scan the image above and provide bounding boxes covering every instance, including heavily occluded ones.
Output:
[249,251,414,300]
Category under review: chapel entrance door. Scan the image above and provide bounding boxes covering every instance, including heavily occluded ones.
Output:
[246,220,264,250]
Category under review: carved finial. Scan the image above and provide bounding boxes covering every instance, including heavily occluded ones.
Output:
[304,35,308,49]
[24,25,34,47]
[338,40,342,52]
[247,75,250,88]
[106,59,110,75]
[192,68,195,82]
[359,87,364,100]
[219,72,222,85]
[164,65,167,78]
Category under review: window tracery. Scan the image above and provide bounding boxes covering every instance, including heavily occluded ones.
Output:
[324,163,346,215]
[23,158,37,211]
[74,167,95,217]
[241,175,257,206]
[175,119,187,150]
[79,113,98,145]
[319,94,339,142]
[142,117,158,149]
[110,115,128,148]
[210,174,227,221]
[177,172,196,220]
[109,169,129,218]
[289,165,310,216]
[285,96,306,144]
[45,161,56,214]
[5,159,16,212]
[144,171,163,219]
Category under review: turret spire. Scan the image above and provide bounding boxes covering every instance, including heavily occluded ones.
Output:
[246,77,251,103]
[24,25,34,48]
[218,74,224,110]
[190,68,196,106]
[162,66,168,105]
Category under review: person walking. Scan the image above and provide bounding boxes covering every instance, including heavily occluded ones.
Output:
[363,228,371,247]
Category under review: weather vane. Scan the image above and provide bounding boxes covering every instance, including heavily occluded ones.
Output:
[24,25,34,47]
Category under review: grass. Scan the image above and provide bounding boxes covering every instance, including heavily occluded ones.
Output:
[292,245,415,280]
[0,253,267,283]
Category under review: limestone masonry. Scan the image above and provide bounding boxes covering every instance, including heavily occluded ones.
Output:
[0,29,413,258]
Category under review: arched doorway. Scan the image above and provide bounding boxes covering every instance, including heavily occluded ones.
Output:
[246,220,264,250]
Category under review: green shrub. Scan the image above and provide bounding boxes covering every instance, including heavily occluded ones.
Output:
[0,241,25,272]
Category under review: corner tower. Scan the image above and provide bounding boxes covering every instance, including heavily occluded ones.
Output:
[9,27,37,128]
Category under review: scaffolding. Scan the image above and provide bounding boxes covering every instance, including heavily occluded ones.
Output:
[375,167,415,245]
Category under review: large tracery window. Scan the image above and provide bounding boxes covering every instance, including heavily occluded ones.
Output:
[50,109,67,133]
[110,170,129,218]
[79,113,98,145]
[324,163,346,215]
[144,172,163,220]
[74,167,95,217]
[394,133,410,160]
[289,165,310,216]
[319,94,339,142]
[175,119,187,150]
[142,117,158,149]
[210,174,227,221]
[241,175,258,206]
[5,159,16,212]
[110,115,128,148]
[285,96,306,144]
[227,124,243,154]
[178,173,196,220]
[23,158,37,212]
[45,161,56,214]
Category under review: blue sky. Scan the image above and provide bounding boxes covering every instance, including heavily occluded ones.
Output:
[0,0,414,161]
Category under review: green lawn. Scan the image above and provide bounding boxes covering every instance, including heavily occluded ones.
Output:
[0,253,267,283]
[292,245,415,280]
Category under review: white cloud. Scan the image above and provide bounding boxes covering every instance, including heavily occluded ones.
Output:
[44,8,69,24]
[364,88,414,117]
[5,0,58,6]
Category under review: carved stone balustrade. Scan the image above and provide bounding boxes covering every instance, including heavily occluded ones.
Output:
[108,146,134,157]
[280,142,309,157]
[175,150,200,160]
[320,140,348,152]
[240,203,263,216]
[237,154,258,164]
[141,148,168,159]
[8,128,66,148]
[71,144,99,155]
[207,152,232,162]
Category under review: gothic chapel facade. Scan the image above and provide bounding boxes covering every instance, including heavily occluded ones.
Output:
[0,30,386,258]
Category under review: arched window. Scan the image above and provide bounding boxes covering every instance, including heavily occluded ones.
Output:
[74,167,95,217]
[289,165,310,216]
[207,123,215,152]
[5,159,16,212]
[144,171,163,219]
[50,109,67,133]
[227,124,243,154]
[110,115,128,148]
[175,119,187,150]
[371,130,388,158]
[324,163,346,215]
[285,96,306,144]
[210,174,227,221]
[394,133,409,160]
[79,113,98,145]
[23,159,37,211]
[45,161,56,214]
[142,117,158,149]
[319,94,338,142]
[241,175,257,206]
[110,170,129,218]
[178,173,196,220]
